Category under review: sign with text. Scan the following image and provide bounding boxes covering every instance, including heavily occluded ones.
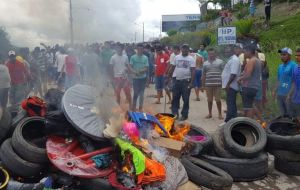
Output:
[218,27,237,45]
[162,14,200,32]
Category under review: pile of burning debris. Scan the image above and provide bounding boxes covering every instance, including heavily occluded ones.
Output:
[0,84,299,190]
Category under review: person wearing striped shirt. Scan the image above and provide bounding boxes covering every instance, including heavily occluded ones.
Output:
[202,48,224,120]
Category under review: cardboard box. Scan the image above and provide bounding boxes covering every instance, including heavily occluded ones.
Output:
[177,181,201,190]
[153,137,186,158]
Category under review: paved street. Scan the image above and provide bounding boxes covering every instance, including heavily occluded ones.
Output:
[140,84,300,190]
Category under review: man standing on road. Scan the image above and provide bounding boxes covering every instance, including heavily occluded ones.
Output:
[0,54,11,109]
[109,43,132,107]
[55,48,67,83]
[6,50,30,106]
[144,44,155,86]
[238,46,262,118]
[101,42,115,86]
[202,48,224,120]
[129,44,149,112]
[169,44,195,121]
[272,47,296,117]
[287,48,300,123]
[222,45,241,122]
[154,45,170,104]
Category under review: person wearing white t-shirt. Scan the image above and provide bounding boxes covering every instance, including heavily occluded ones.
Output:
[55,48,67,81]
[109,43,131,107]
[168,44,195,121]
[222,45,241,122]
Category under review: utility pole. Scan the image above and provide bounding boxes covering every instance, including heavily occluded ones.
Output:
[143,22,145,43]
[70,0,74,46]
[135,32,137,43]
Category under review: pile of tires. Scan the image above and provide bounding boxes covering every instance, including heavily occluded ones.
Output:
[0,117,47,178]
[198,117,268,182]
[266,117,300,176]
[180,125,235,190]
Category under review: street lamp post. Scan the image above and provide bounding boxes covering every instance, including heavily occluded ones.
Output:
[69,0,74,45]
[142,22,144,43]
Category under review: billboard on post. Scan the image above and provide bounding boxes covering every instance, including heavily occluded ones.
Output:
[218,27,237,45]
[162,14,201,32]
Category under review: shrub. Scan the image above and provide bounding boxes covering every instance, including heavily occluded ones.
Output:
[234,19,254,36]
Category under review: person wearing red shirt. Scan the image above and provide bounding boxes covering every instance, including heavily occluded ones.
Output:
[60,48,80,89]
[155,46,170,104]
[6,50,30,105]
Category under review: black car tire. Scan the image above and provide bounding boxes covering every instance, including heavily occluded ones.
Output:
[274,157,300,176]
[212,129,236,158]
[0,109,12,143]
[268,149,300,162]
[0,139,44,177]
[9,109,28,135]
[200,153,268,182]
[181,156,233,190]
[183,123,213,154]
[222,117,267,158]
[266,118,300,153]
[12,117,48,163]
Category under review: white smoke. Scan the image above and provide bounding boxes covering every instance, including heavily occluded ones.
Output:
[0,0,141,48]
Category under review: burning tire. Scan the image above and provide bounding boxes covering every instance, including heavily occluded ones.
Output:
[200,153,268,182]
[222,117,267,158]
[266,117,300,153]
[0,139,44,177]
[12,117,48,163]
[181,156,233,190]
[185,124,213,154]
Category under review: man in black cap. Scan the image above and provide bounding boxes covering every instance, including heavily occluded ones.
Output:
[168,44,195,121]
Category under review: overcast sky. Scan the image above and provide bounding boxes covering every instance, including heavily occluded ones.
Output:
[0,0,200,48]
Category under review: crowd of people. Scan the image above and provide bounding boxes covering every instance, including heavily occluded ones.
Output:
[1,41,300,124]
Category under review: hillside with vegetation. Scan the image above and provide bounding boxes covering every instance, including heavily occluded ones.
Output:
[161,1,300,118]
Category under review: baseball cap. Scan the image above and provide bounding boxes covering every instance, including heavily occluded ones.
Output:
[181,44,189,49]
[278,47,292,55]
[8,50,16,56]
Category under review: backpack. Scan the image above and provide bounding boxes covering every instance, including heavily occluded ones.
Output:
[21,96,47,117]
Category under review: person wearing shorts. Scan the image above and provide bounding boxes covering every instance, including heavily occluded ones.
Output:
[109,43,131,107]
[154,46,170,104]
[202,48,224,120]
[238,46,262,118]
[193,52,203,101]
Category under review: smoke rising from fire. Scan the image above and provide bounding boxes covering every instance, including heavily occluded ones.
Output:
[0,0,141,47]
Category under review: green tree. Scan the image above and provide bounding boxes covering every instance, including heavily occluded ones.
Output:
[167,29,178,37]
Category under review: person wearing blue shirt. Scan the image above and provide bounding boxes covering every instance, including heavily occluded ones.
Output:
[272,47,296,117]
[287,48,300,122]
